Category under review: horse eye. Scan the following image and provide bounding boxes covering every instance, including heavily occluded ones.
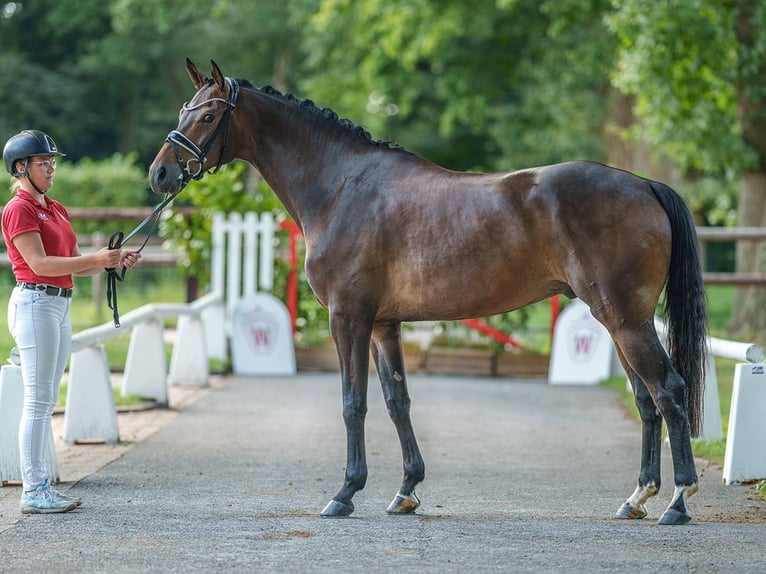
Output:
[203,114,215,123]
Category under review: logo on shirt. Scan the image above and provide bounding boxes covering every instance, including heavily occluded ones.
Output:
[38,213,49,221]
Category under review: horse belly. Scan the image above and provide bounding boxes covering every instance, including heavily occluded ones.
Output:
[379,255,557,321]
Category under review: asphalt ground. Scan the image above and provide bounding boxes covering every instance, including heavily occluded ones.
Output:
[0,373,764,573]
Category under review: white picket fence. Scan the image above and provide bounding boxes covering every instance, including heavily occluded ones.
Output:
[212,211,274,315]
[204,211,276,362]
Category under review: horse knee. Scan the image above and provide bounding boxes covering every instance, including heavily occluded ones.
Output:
[342,398,367,427]
[384,394,411,421]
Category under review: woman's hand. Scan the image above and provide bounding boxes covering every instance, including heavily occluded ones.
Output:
[95,247,123,268]
[120,250,142,269]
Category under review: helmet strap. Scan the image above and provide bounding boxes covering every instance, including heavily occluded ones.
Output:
[19,160,47,195]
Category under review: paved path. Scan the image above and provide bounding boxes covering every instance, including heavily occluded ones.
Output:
[0,373,764,573]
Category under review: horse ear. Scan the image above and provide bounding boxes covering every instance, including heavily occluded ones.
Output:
[210,60,227,92]
[186,58,207,89]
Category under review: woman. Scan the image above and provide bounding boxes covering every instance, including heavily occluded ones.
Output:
[2,130,141,514]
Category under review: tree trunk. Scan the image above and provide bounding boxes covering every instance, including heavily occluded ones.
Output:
[603,91,681,188]
[730,171,766,336]
[730,3,766,337]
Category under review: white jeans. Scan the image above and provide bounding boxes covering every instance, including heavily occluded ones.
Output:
[7,287,71,490]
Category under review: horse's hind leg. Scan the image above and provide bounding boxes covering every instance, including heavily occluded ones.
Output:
[615,348,663,520]
[371,322,425,514]
[611,325,698,525]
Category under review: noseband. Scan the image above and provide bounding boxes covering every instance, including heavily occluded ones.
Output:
[165,77,240,189]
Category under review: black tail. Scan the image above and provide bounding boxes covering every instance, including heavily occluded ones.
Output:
[649,180,708,437]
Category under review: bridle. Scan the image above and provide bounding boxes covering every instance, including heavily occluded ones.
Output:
[165,77,240,190]
[105,77,240,328]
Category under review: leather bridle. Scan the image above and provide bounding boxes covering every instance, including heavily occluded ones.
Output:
[165,77,240,190]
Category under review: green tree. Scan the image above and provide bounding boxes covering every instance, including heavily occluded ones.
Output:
[303,0,613,172]
[0,0,319,168]
[609,0,766,336]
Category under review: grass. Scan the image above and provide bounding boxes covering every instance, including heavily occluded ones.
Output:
[57,382,146,408]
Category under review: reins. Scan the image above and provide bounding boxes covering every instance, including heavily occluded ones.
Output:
[105,76,239,328]
[105,193,175,327]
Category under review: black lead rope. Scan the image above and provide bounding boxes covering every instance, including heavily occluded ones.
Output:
[106,194,175,327]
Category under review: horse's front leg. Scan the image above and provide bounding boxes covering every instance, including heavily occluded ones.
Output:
[616,372,663,520]
[320,310,373,518]
[371,322,425,514]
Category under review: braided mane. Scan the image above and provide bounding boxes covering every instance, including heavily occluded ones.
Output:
[237,79,403,151]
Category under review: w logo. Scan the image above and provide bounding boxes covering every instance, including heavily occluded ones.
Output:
[568,317,600,363]
[249,325,272,351]
[244,307,278,355]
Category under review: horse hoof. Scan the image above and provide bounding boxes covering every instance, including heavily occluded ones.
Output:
[386,491,420,514]
[615,503,647,520]
[658,508,691,525]
[320,499,354,518]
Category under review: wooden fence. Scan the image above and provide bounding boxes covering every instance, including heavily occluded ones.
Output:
[696,227,766,285]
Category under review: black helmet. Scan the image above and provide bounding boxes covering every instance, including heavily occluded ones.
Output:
[3,130,66,176]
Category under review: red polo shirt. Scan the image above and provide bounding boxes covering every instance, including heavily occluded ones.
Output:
[1,190,77,289]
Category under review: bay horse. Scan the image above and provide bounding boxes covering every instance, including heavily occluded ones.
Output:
[149,59,708,525]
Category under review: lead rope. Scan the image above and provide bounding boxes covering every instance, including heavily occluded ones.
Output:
[106,194,174,327]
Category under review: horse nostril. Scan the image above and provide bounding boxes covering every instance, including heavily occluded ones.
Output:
[156,165,167,183]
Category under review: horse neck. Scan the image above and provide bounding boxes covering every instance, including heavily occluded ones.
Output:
[236,90,368,231]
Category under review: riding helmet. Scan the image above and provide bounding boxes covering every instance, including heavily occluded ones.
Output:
[3,130,66,176]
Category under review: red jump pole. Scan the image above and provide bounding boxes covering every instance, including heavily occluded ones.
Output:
[279,220,301,333]
[459,318,524,350]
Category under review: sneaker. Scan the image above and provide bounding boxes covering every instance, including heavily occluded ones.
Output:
[20,484,77,514]
[50,486,83,507]
[25,477,82,507]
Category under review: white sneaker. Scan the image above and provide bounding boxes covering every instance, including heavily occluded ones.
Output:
[50,486,83,507]
[20,483,77,514]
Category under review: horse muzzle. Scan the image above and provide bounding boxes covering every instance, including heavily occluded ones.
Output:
[148,156,185,196]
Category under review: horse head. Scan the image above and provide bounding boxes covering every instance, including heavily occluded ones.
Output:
[149,59,239,196]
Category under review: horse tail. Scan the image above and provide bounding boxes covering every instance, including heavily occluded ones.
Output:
[649,180,708,437]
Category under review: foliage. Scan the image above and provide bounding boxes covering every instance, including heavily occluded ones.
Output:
[159,161,263,285]
[304,0,614,172]
[49,153,151,233]
[756,480,766,501]
[607,1,756,176]
[0,0,319,166]
[1,153,150,244]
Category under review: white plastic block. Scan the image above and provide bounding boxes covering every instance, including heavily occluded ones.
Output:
[201,302,227,362]
[168,315,209,386]
[231,292,296,376]
[723,362,766,484]
[122,318,168,405]
[0,365,59,485]
[549,299,622,385]
[63,345,119,445]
